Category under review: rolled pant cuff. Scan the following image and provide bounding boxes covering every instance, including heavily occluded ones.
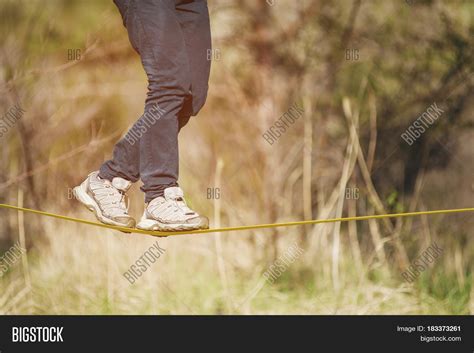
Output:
[98,164,138,183]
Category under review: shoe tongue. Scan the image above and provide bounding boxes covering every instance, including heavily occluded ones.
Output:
[164,186,184,201]
[112,177,132,192]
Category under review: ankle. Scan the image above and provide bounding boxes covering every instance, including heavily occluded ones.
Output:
[145,181,179,203]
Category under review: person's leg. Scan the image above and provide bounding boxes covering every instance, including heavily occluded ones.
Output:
[73,0,144,229]
[135,0,211,231]
[74,0,210,229]
[101,0,192,203]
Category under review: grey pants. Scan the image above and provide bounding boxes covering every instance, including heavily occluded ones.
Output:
[100,0,211,202]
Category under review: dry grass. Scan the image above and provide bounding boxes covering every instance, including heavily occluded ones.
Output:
[0,206,471,315]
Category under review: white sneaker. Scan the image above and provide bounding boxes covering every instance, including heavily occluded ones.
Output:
[73,171,136,228]
[136,186,209,231]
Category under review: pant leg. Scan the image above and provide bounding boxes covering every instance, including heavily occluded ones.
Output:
[101,0,192,202]
[100,0,210,200]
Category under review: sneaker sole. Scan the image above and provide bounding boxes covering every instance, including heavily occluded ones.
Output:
[73,183,136,231]
[136,217,209,232]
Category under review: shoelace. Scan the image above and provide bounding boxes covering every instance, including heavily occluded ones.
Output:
[91,179,129,216]
[173,196,196,215]
[149,196,195,218]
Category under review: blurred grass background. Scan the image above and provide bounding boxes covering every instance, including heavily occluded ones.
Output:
[0,0,473,314]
